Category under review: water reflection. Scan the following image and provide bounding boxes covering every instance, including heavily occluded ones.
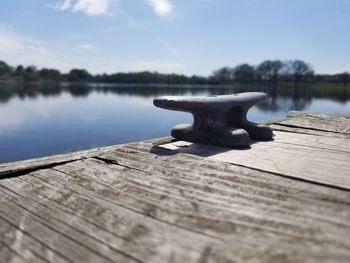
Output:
[0,82,349,113]
[0,82,349,163]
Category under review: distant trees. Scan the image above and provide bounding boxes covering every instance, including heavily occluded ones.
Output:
[256,60,283,85]
[96,71,207,85]
[0,58,347,86]
[212,59,314,85]
[23,66,39,82]
[212,67,234,84]
[67,69,92,82]
[285,60,314,85]
[15,65,24,75]
[0,62,62,82]
[233,64,255,83]
[340,72,349,86]
[0,61,12,76]
[39,69,62,82]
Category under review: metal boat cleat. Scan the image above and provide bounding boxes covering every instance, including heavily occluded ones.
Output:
[153,92,273,148]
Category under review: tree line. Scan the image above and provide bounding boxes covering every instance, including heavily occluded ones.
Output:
[0,59,349,86]
[0,61,207,85]
[211,60,349,86]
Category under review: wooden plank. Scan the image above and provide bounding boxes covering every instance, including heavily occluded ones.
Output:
[0,205,68,263]
[100,146,350,231]
[0,221,54,263]
[270,124,350,138]
[0,145,122,179]
[159,137,350,190]
[96,149,350,231]
[0,137,171,179]
[266,130,350,153]
[0,188,117,263]
[0,241,29,263]
[96,149,350,232]
[276,111,350,134]
[2,154,349,262]
[32,160,350,261]
[163,129,349,153]
[106,144,350,201]
[0,171,237,263]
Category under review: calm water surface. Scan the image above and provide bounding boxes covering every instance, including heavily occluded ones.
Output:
[0,83,349,163]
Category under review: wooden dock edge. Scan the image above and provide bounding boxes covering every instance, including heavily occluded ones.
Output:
[0,138,174,179]
[1,111,349,179]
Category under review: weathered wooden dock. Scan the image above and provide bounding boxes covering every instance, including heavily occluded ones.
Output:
[0,111,349,263]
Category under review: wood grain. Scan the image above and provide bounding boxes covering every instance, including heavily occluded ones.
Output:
[159,132,350,190]
[276,111,350,135]
[0,112,349,263]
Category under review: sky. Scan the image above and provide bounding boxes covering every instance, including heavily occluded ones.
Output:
[0,0,349,76]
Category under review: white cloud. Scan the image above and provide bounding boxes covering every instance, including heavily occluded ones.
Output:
[0,26,88,72]
[56,0,72,10]
[0,26,185,74]
[126,61,184,73]
[146,0,174,17]
[0,26,51,66]
[54,0,174,18]
[54,0,111,16]
[73,0,111,15]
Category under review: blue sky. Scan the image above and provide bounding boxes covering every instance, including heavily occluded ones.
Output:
[0,0,349,75]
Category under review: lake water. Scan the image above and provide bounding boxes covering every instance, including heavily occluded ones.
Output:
[0,82,349,163]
